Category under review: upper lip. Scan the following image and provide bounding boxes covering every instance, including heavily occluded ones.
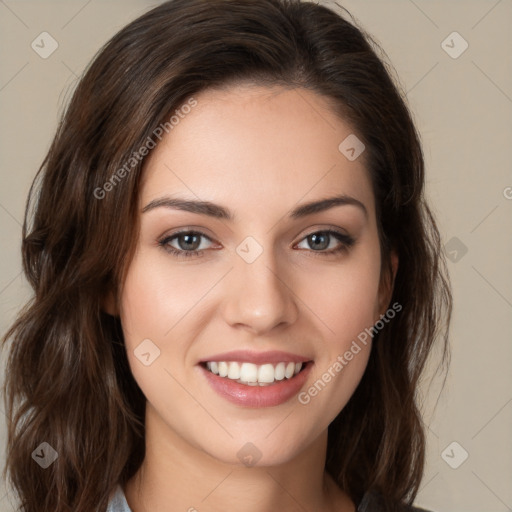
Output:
[198,350,312,365]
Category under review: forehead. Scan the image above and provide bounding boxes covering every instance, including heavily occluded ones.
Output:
[140,84,375,222]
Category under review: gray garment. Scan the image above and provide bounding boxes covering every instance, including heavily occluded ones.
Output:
[106,485,132,512]
[106,484,432,512]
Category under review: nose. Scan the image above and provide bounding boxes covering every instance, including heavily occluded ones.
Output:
[221,245,299,335]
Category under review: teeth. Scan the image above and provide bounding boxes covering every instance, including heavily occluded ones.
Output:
[258,364,274,383]
[274,362,285,380]
[228,362,240,380]
[240,362,258,383]
[284,362,295,379]
[204,360,304,385]
[218,361,228,377]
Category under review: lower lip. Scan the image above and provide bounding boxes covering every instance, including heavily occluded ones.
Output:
[199,362,313,408]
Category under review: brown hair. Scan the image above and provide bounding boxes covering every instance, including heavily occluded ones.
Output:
[1,1,452,510]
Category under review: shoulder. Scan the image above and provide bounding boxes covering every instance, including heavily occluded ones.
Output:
[357,490,435,512]
[106,484,133,512]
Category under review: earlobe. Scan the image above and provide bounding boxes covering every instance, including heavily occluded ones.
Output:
[389,249,399,293]
[378,249,399,315]
[101,289,118,316]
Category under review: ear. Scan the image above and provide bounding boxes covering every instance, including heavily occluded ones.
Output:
[377,248,398,317]
[101,288,119,317]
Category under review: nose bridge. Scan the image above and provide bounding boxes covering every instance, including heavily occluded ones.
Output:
[221,235,298,334]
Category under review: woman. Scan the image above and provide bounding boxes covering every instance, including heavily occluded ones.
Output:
[1,1,452,511]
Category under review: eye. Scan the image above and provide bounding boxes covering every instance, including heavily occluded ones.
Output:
[158,230,215,258]
[158,228,355,259]
[295,230,355,257]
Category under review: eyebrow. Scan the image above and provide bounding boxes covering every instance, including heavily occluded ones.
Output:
[142,194,368,220]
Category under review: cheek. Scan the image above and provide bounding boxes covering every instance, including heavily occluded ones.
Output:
[118,254,193,410]
[119,250,216,343]
[297,267,379,422]
[301,250,382,344]
[294,248,380,421]
[297,343,370,439]
[118,250,226,393]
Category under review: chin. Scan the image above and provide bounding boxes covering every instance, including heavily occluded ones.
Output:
[198,435,310,469]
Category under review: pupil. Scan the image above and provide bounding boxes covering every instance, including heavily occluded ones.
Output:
[180,233,199,250]
[310,232,328,250]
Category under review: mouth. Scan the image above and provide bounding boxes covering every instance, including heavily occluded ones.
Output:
[200,360,306,386]
[197,351,313,408]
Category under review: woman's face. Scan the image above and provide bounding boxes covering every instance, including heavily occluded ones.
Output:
[116,84,395,466]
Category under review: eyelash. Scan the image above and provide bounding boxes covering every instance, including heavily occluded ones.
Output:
[157,229,356,259]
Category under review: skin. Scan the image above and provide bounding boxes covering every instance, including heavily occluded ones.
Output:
[107,84,398,512]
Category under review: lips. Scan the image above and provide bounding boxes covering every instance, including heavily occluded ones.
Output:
[198,350,313,408]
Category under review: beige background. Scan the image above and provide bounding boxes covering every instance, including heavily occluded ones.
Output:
[1,1,511,511]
